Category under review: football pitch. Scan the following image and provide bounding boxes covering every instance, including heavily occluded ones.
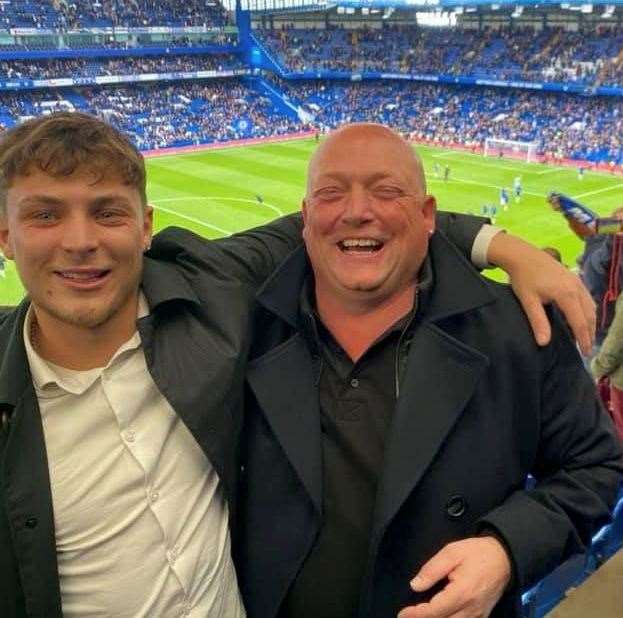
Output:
[1,137,622,305]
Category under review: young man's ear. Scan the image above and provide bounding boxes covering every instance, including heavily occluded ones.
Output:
[0,215,14,260]
[143,204,154,252]
[301,199,309,240]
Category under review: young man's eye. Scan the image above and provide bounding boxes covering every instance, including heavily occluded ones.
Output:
[97,209,126,222]
[32,211,57,222]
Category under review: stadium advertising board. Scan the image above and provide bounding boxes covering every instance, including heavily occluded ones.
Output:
[0,70,250,92]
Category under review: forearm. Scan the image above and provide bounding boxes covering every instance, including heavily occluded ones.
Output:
[480,318,623,589]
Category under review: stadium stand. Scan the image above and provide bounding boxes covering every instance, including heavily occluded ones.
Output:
[275,79,623,164]
[256,24,623,88]
[0,3,621,618]
[0,80,307,149]
[0,54,245,80]
[0,0,231,30]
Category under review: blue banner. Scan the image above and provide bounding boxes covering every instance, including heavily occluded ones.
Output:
[0,69,251,92]
[0,45,239,62]
[282,69,623,97]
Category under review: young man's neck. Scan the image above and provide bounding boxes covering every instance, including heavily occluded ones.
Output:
[30,297,140,371]
[315,284,416,363]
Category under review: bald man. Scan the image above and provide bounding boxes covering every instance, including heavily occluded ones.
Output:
[235,124,623,618]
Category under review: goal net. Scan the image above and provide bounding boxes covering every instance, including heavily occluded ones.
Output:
[484,138,538,163]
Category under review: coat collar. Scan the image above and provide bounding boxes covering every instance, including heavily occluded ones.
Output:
[249,232,497,523]
[255,231,497,325]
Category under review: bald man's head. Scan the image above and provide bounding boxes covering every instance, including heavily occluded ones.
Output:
[306,123,427,198]
[301,122,437,310]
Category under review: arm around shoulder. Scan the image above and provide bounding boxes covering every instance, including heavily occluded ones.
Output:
[477,311,623,590]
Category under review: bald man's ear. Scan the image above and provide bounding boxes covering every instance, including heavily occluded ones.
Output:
[423,195,436,235]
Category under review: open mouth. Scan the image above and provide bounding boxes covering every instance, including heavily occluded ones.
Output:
[337,238,384,253]
[55,269,111,284]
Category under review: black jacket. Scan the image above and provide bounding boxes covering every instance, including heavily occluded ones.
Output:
[237,232,623,618]
[0,213,486,617]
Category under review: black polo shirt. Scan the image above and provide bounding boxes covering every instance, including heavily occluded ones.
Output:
[280,264,432,618]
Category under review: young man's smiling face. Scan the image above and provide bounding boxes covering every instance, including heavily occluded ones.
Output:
[0,167,152,332]
[302,124,436,308]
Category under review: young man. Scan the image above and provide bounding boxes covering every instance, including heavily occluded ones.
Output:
[237,124,623,618]
[0,114,597,617]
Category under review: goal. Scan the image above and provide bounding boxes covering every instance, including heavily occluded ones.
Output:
[483,138,538,163]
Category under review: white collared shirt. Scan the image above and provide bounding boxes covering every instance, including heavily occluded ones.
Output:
[24,295,245,618]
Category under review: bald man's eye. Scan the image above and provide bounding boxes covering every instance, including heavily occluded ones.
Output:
[373,186,404,199]
[314,188,344,201]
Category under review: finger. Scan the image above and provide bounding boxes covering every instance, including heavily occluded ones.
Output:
[411,546,462,592]
[518,293,552,347]
[400,581,469,618]
[555,287,592,355]
[579,287,596,355]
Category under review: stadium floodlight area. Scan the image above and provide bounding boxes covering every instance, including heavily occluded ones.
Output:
[484,138,538,163]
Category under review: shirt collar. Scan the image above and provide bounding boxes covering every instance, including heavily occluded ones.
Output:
[24,292,149,396]
[299,257,434,354]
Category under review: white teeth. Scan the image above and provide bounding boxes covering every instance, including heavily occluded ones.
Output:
[341,239,381,247]
[60,271,102,280]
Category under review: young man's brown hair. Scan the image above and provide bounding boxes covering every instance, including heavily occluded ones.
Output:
[0,111,147,214]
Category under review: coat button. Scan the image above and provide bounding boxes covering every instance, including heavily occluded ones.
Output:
[445,495,467,519]
[24,517,38,529]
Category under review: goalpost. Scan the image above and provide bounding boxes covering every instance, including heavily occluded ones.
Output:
[484,138,539,163]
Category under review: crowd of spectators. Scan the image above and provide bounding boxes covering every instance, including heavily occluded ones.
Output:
[257,24,623,88]
[0,77,620,163]
[0,79,307,150]
[0,54,245,80]
[277,79,623,163]
[0,0,231,30]
[0,33,237,53]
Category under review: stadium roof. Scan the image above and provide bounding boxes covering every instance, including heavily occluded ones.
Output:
[240,0,623,10]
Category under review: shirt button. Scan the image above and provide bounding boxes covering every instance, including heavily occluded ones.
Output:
[168,546,179,564]
[124,430,136,443]
[150,491,159,503]
[350,378,359,388]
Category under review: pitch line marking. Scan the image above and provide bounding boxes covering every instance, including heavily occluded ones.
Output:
[431,150,465,158]
[535,168,563,176]
[571,184,623,200]
[430,155,532,174]
[428,176,546,198]
[153,196,285,217]
[151,203,232,235]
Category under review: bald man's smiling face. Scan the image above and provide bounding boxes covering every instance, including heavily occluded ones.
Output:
[302,125,436,307]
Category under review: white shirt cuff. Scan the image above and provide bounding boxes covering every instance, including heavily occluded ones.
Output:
[471,224,504,269]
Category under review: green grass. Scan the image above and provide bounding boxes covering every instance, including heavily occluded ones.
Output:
[2,138,622,305]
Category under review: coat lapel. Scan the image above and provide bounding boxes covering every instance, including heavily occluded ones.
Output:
[372,321,489,539]
[4,386,63,616]
[246,333,323,514]
[0,302,62,616]
[371,233,496,538]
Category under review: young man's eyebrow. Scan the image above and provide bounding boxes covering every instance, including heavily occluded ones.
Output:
[89,195,133,208]
[16,195,64,207]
